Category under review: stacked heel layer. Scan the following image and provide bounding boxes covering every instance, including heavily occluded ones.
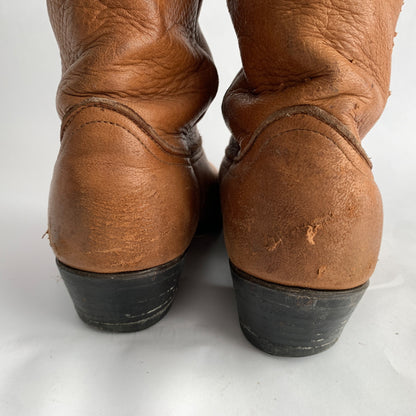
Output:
[57,255,184,332]
[230,262,368,357]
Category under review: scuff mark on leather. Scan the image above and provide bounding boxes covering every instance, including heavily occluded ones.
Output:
[306,224,322,245]
[265,236,282,252]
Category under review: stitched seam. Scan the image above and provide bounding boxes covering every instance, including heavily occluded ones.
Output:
[224,128,367,178]
[236,106,372,168]
[63,120,191,167]
[62,104,186,156]
[61,99,192,157]
[267,128,366,173]
[302,113,370,166]
[62,104,110,137]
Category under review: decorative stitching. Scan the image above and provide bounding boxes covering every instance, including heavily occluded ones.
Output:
[61,97,193,158]
[63,120,203,167]
[234,105,372,169]
[255,128,367,174]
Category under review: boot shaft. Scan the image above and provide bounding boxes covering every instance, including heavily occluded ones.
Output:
[47,0,218,138]
[224,0,402,140]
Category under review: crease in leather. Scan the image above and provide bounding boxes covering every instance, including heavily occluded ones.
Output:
[223,0,402,140]
[47,0,219,140]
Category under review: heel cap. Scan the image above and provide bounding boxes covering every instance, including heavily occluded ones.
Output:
[230,261,368,356]
[57,256,184,332]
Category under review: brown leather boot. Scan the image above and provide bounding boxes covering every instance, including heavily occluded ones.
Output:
[221,0,402,355]
[47,0,219,331]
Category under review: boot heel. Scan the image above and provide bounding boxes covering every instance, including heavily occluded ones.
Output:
[230,261,368,356]
[57,256,184,332]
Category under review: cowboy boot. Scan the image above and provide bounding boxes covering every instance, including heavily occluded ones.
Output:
[221,0,402,355]
[47,0,219,331]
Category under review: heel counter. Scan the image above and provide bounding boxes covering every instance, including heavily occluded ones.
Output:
[221,113,383,290]
[48,102,199,273]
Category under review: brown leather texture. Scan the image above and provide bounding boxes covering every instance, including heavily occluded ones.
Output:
[47,0,218,143]
[47,1,218,273]
[221,0,402,290]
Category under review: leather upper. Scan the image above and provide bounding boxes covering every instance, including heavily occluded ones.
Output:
[47,1,219,273]
[221,0,402,289]
[49,98,218,273]
[221,107,383,290]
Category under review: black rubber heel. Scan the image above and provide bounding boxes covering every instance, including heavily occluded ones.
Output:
[230,262,368,357]
[57,256,184,332]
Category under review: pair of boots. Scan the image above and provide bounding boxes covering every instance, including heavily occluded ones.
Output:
[47,0,402,356]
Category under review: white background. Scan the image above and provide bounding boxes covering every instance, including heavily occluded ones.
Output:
[1,1,415,415]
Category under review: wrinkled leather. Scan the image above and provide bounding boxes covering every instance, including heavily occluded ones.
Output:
[47,1,219,273]
[221,0,402,289]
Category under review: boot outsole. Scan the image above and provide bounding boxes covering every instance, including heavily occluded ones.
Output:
[57,256,184,332]
[230,261,368,356]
